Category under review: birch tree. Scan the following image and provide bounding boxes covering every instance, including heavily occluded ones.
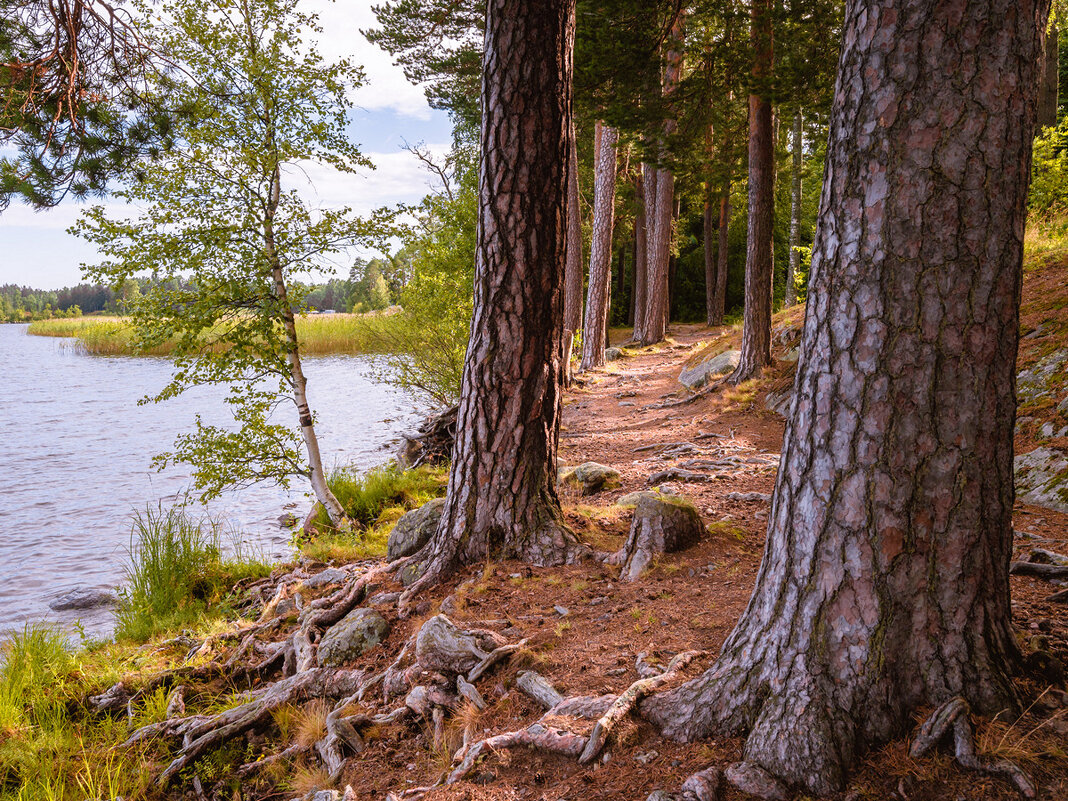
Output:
[74,0,372,524]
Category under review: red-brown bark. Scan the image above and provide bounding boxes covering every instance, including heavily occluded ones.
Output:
[402,0,583,597]
[564,124,584,335]
[581,122,619,371]
[729,0,774,383]
[632,171,648,334]
[643,0,1051,793]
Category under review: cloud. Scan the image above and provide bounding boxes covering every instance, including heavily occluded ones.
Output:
[308,0,433,120]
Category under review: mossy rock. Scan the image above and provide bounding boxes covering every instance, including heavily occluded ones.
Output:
[317,607,389,667]
[387,498,446,561]
[559,462,622,495]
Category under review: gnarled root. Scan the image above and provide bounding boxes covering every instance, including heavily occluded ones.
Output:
[579,650,703,763]
[909,697,1036,799]
[723,762,786,801]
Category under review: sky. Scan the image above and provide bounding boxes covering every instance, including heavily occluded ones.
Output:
[0,0,456,290]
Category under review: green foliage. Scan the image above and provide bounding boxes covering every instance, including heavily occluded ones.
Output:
[1031,118,1068,218]
[313,463,447,530]
[115,505,270,642]
[72,0,381,500]
[363,158,477,405]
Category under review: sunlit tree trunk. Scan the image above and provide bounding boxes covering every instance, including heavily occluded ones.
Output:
[786,108,803,307]
[264,165,344,524]
[632,172,648,335]
[402,0,582,597]
[564,124,584,334]
[643,0,1050,794]
[581,122,619,371]
[729,0,774,383]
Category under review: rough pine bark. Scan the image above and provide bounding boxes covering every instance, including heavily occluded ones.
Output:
[1038,19,1059,130]
[643,0,1050,794]
[634,162,659,343]
[581,122,619,371]
[402,0,583,597]
[703,182,717,327]
[729,0,774,383]
[564,125,584,335]
[632,172,648,333]
[786,108,803,308]
[712,180,731,326]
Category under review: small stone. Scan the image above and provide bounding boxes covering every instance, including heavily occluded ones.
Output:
[619,401,636,407]
[367,591,401,606]
[558,462,622,495]
[605,667,627,676]
[678,349,741,389]
[48,586,119,611]
[635,750,659,764]
[645,792,673,801]
[554,605,569,616]
[316,608,390,667]
[781,346,800,362]
[605,347,623,361]
[1040,422,1056,438]
[310,791,340,801]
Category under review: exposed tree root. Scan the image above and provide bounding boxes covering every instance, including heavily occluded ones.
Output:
[723,762,787,801]
[909,697,1037,798]
[579,650,702,763]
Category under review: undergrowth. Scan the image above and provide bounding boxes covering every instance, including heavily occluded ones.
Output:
[115,506,270,642]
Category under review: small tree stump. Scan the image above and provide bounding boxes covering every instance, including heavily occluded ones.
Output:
[615,495,704,581]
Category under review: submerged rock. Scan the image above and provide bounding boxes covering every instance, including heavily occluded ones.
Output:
[1015,446,1068,513]
[559,462,622,495]
[678,349,740,389]
[317,608,389,667]
[48,586,119,611]
[387,498,446,561]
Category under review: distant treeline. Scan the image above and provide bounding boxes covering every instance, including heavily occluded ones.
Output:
[2,256,409,323]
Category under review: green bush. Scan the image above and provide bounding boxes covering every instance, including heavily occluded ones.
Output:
[115,506,270,642]
[1031,118,1068,218]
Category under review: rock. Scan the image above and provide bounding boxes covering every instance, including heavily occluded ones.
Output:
[616,490,664,507]
[1059,395,1068,416]
[772,322,801,346]
[765,388,793,418]
[1040,421,1056,439]
[559,462,622,495]
[387,498,446,560]
[781,346,800,362]
[301,502,324,535]
[414,614,507,674]
[278,512,299,527]
[300,567,348,590]
[1017,349,1068,404]
[316,608,390,667]
[616,494,704,581]
[646,791,673,801]
[309,791,340,801]
[48,586,119,611]
[605,346,623,361]
[726,491,772,502]
[1015,446,1068,513]
[678,349,741,390]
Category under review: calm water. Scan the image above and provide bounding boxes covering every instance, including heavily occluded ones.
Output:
[0,324,420,638]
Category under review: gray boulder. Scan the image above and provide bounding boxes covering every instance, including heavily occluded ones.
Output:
[317,608,390,667]
[605,346,623,361]
[1017,349,1068,404]
[48,586,119,611]
[679,349,741,389]
[559,462,622,495]
[615,494,704,581]
[616,490,664,507]
[1015,446,1068,513]
[300,567,348,590]
[387,498,446,561]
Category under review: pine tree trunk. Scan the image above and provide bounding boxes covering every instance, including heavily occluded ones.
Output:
[711,180,731,326]
[1039,19,1059,130]
[403,0,582,595]
[632,172,647,334]
[729,0,774,383]
[642,0,1050,793]
[581,122,619,371]
[564,124,584,334]
[786,108,802,308]
[635,162,659,343]
[704,176,718,326]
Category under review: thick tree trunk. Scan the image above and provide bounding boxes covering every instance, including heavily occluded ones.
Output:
[786,108,802,307]
[632,172,648,337]
[1039,19,1059,130]
[635,162,661,343]
[563,125,584,335]
[403,0,582,596]
[643,0,1050,794]
[729,0,774,383]
[581,122,619,371]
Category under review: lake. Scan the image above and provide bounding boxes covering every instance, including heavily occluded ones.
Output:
[0,324,421,638]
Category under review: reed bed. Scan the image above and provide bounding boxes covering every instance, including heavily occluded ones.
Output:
[26,312,405,357]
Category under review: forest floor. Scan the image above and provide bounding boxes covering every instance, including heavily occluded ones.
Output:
[10,268,1068,801]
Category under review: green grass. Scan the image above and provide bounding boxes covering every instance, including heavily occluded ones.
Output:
[115,506,271,642]
[26,312,407,357]
[300,463,447,561]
